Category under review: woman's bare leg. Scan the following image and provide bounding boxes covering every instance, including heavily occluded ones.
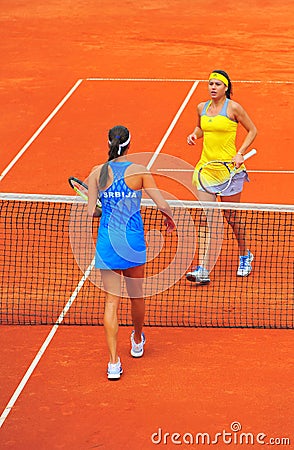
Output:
[221,193,248,255]
[100,269,121,364]
[124,265,145,344]
[195,189,223,271]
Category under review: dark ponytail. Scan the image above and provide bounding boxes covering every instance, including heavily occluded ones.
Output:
[212,69,232,99]
[99,125,131,189]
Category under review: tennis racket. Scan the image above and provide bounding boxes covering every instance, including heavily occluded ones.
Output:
[198,148,257,195]
[68,176,102,217]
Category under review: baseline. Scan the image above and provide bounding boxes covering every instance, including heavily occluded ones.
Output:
[86,77,294,84]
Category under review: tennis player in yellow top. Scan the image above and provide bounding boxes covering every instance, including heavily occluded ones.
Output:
[186,70,257,283]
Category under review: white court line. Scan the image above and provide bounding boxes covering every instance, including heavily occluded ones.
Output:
[147,80,199,170]
[1,76,290,428]
[248,170,294,174]
[156,169,294,174]
[0,258,95,429]
[86,77,294,84]
[0,76,197,429]
[87,77,197,82]
[0,79,83,182]
[1,76,291,181]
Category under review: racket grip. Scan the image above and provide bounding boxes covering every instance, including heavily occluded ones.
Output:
[243,148,257,161]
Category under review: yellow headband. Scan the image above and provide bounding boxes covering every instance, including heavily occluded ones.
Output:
[209,72,229,87]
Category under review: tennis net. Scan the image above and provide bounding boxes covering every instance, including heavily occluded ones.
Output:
[0,193,293,328]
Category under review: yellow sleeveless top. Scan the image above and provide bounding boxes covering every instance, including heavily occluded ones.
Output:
[192,99,245,187]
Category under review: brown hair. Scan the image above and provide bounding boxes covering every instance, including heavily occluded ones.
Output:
[99,125,130,189]
[212,70,233,98]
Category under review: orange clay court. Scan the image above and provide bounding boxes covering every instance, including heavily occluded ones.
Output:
[0,1,293,449]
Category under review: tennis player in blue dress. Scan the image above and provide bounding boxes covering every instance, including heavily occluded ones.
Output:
[88,125,175,380]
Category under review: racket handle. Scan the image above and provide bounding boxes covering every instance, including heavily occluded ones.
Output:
[243,148,257,161]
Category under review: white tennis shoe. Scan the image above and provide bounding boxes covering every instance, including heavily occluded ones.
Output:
[130,331,146,358]
[186,266,210,284]
[237,251,254,277]
[107,357,123,380]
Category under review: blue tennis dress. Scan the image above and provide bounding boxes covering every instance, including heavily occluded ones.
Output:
[95,161,146,270]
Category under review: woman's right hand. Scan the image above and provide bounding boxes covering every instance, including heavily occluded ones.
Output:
[164,216,176,233]
[187,134,197,145]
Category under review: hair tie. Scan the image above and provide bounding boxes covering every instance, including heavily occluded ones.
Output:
[108,133,131,156]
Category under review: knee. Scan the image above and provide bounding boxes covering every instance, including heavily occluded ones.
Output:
[198,212,208,228]
[125,278,143,299]
[224,211,244,229]
[224,210,235,226]
[105,294,120,308]
[128,286,143,299]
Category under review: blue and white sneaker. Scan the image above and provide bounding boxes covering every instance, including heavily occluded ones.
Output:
[186,266,210,284]
[237,251,254,277]
[107,357,123,380]
[130,331,146,358]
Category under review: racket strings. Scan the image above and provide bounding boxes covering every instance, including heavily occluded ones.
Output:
[199,161,233,189]
[69,177,102,209]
